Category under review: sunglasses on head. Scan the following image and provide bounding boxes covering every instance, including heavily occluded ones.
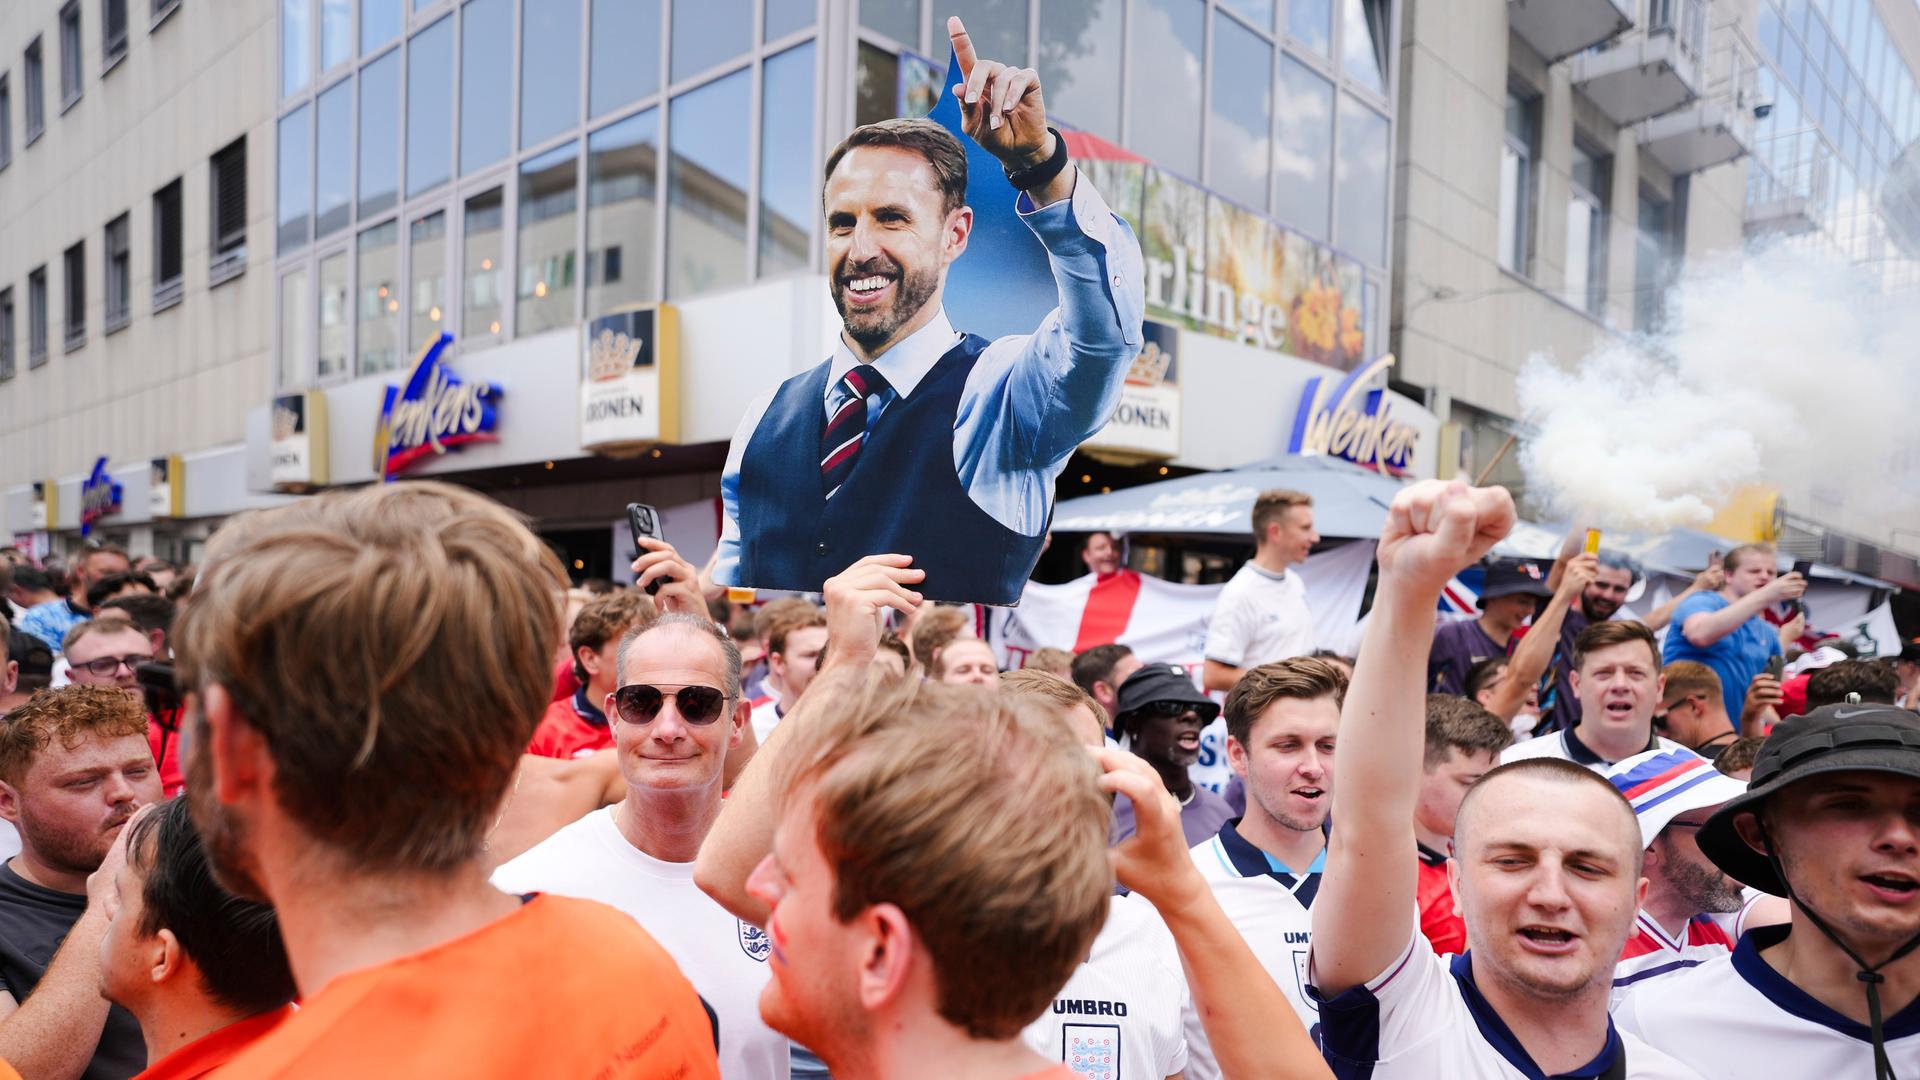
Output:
[611,683,731,726]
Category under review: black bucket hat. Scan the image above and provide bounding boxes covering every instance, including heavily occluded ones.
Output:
[1115,663,1219,723]
[1697,703,1920,896]
[1477,557,1554,607]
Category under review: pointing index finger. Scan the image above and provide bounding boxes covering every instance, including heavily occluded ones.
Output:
[948,16,977,79]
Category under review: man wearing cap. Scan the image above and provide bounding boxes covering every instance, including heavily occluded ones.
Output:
[1602,747,1773,1006]
[1111,663,1233,847]
[1618,704,1920,1079]
[1427,557,1553,697]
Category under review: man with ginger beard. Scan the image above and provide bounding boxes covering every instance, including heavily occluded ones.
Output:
[713,17,1143,606]
[0,686,161,1080]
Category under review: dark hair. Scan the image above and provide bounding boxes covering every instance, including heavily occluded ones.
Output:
[823,118,968,216]
[1805,659,1899,710]
[1222,658,1347,747]
[8,631,54,690]
[98,593,178,637]
[125,798,296,1014]
[9,566,53,593]
[86,571,158,611]
[1572,619,1660,672]
[1713,735,1766,776]
[1069,644,1135,697]
[1463,656,1509,700]
[1424,693,1513,768]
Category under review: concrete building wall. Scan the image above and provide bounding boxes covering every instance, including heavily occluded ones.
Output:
[0,1,276,497]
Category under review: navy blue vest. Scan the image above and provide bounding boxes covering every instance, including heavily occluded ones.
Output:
[737,335,1044,605]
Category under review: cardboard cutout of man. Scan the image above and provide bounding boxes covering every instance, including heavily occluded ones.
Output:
[714,17,1145,606]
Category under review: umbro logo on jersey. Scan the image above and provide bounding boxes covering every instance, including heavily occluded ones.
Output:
[738,920,771,962]
[1053,998,1130,1017]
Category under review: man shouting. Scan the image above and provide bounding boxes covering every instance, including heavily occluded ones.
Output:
[715,16,1144,606]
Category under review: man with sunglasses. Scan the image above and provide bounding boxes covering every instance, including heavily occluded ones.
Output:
[1110,665,1233,847]
[494,613,787,1079]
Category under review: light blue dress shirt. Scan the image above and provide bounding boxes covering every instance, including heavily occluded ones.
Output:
[715,170,1146,586]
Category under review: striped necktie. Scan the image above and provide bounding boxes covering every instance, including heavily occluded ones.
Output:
[820,364,889,498]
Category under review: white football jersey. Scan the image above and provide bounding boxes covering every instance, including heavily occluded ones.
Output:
[1500,729,1688,773]
[749,695,784,745]
[491,807,789,1080]
[1180,823,1323,1080]
[1616,924,1920,1080]
[1021,896,1189,1080]
[1311,931,1702,1079]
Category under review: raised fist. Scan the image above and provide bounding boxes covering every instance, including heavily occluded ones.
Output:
[1377,480,1517,596]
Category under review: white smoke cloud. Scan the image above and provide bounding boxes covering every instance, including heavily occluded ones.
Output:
[1517,244,1920,534]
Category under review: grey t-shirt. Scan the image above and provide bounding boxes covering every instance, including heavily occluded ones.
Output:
[0,861,145,1079]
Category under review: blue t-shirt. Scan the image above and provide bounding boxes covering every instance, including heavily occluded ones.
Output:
[1663,592,1780,721]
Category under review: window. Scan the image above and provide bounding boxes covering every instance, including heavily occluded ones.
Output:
[1274,55,1333,240]
[279,104,312,252]
[105,213,131,332]
[0,288,14,380]
[859,0,916,45]
[318,251,349,377]
[283,0,310,96]
[1,74,11,169]
[947,0,1025,69]
[63,241,86,350]
[357,220,401,374]
[517,143,578,334]
[153,0,183,24]
[315,81,351,237]
[586,108,659,317]
[60,2,82,108]
[1336,95,1390,267]
[1289,0,1331,54]
[24,39,45,145]
[1498,91,1537,275]
[28,268,49,367]
[520,0,582,149]
[408,209,447,352]
[1219,0,1271,32]
[358,49,400,217]
[1566,146,1609,317]
[765,0,811,40]
[1037,0,1121,143]
[406,17,453,196]
[1129,0,1204,179]
[667,70,750,298]
[1634,187,1675,331]
[153,178,184,307]
[854,42,899,128]
[321,0,350,70]
[1341,0,1387,96]
[1209,12,1272,211]
[589,0,660,118]
[463,186,506,338]
[210,136,248,281]
[102,0,129,68]
[673,0,751,83]
[460,0,511,174]
[759,42,816,277]
[278,268,309,387]
[361,0,402,53]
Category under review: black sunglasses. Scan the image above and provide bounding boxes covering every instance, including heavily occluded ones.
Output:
[612,683,731,726]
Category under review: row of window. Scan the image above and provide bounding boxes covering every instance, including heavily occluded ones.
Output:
[0,0,183,170]
[0,137,246,381]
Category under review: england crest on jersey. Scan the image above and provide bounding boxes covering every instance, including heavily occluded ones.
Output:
[1062,1024,1120,1080]
[738,920,772,962]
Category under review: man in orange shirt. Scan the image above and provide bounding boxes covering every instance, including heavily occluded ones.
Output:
[171,481,718,1078]
[100,799,296,1080]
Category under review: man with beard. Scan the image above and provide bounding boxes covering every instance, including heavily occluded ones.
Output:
[1180,657,1344,1080]
[714,17,1143,605]
[0,685,161,1080]
[168,482,719,1078]
[1618,705,1920,1079]
[1602,747,1763,1006]
[1110,664,1233,847]
[1309,480,1697,1079]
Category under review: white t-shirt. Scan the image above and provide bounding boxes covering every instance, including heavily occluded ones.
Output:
[491,806,788,1080]
[1021,897,1189,1080]
[749,696,784,745]
[1192,563,1313,793]
[1311,930,1702,1078]
[1616,924,1920,1079]
[1180,823,1322,1080]
[1500,729,1688,774]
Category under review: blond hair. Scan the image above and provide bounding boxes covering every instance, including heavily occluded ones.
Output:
[908,605,972,668]
[173,481,567,874]
[1722,543,1776,574]
[62,611,143,653]
[1660,661,1723,708]
[772,670,1111,1039]
[0,685,151,785]
[999,668,1109,736]
[1026,647,1075,675]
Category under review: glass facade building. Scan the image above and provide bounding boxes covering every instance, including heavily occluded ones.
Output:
[273,0,1396,386]
[1747,0,1920,291]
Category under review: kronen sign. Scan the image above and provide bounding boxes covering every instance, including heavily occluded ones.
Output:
[1287,353,1419,475]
